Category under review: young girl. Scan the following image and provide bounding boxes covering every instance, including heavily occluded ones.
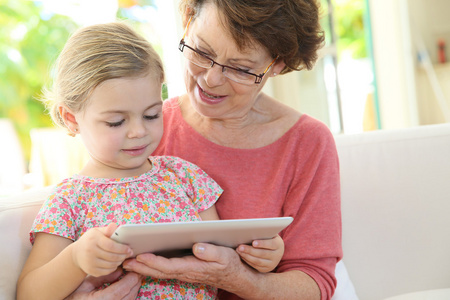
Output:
[17,22,284,300]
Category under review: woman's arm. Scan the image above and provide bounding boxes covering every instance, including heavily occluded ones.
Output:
[123,242,320,300]
[64,268,143,300]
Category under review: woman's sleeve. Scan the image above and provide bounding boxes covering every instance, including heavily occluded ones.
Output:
[278,125,342,300]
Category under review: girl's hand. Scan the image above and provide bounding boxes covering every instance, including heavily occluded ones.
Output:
[72,223,134,277]
[235,234,285,273]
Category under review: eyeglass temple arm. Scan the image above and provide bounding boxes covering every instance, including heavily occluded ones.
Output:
[262,56,279,74]
[182,17,193,40]
[254,56,279,83]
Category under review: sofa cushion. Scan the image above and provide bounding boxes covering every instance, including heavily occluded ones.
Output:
[335,123,450,300]
[0,186,53,300]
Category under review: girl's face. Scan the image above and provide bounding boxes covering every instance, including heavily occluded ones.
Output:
[74,74,163,178]
[183,3,283,121]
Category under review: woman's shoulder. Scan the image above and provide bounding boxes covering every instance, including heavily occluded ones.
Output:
[268,97,334,144]
[162,97,181,115]
[289,114,336,148]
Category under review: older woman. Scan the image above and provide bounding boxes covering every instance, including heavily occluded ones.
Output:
[125,0,342,299]
[70,0,341,299]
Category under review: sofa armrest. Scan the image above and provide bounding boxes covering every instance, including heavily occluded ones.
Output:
[0,186,53,300]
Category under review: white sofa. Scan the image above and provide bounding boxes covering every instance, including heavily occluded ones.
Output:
[1,123,450,300]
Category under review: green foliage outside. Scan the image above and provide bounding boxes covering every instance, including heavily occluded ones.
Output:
[1,0,362,167]
[320,0,367,59]
[0,0,77,163]
[333,0,367,59]
[0,0,163,166]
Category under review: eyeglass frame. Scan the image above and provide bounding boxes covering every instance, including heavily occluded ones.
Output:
[178,17,279,85]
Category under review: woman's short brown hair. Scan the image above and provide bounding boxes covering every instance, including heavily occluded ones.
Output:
[180,0,325,74]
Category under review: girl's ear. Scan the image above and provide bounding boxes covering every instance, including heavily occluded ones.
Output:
[59,105,79,135]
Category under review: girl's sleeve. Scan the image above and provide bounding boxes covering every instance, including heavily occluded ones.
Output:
[30,182,78,244]
[173,157,223,213]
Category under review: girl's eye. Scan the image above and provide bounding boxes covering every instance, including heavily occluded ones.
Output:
[107,120,124,127]
[144,114,159,120]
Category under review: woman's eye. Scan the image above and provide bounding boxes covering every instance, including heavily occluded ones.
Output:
[234,66,252,73]
[144,114,159,120]
[196,49,212,60]
[106,120,124,127]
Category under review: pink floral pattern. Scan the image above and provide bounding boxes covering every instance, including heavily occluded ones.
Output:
[31,156,222,299]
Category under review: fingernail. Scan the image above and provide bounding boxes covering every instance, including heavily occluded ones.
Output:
[196,245,205,253]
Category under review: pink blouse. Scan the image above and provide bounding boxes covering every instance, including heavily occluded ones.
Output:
[153,98,342,300]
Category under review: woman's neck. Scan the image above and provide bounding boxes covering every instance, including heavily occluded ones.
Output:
[178,94,301,149]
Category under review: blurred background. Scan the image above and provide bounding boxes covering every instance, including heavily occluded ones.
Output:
[1,0,449,196]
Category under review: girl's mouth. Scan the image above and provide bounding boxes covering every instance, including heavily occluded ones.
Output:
[122,145,147,156]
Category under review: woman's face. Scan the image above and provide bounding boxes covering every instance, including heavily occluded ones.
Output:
[183,3,280,120]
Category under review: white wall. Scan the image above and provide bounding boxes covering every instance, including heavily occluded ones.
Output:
[369,0,450,129]
[368,0,415,129]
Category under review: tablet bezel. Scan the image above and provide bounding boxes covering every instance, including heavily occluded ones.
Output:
[111,217,293,257]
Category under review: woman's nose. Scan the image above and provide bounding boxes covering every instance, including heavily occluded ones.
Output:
[204,64,227,87]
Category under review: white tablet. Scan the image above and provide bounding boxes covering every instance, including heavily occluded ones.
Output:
[111,217,293,257]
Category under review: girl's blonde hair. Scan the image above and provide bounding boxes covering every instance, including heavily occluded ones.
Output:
[43,22,165,135]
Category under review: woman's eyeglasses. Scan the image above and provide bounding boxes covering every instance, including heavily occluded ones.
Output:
[178,17,278,85]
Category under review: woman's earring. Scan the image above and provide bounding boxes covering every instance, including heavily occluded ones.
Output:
[273,72,277,76]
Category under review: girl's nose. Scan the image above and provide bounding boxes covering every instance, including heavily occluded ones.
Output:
[127,120,146,139]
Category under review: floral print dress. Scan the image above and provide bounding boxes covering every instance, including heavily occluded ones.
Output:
[31,156,223,299]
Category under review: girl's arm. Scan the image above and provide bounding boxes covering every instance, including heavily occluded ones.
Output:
[17,224,133,300]
[17,233,87,300]
[198,204,220,220]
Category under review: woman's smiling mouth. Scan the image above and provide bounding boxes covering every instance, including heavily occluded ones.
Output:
[197,84,226,104]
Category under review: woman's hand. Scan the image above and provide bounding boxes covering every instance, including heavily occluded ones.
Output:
[236,234,285,273]
[64,268,143,300]
[122,242,319,299]
[72,223,134,277]
[122,243,255,292]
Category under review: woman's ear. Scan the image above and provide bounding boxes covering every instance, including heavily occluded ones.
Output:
[58,105,79,135]
[271,60,286,77]
[182,7,195,27]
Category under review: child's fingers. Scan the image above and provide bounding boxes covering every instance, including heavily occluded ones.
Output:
[237,251,272,273]
[252,235,284,250]
[251,239,276,250]
[97,224,134,257]
[237,244,272,259]
[98,234,133,257]
[95,246,133,263]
